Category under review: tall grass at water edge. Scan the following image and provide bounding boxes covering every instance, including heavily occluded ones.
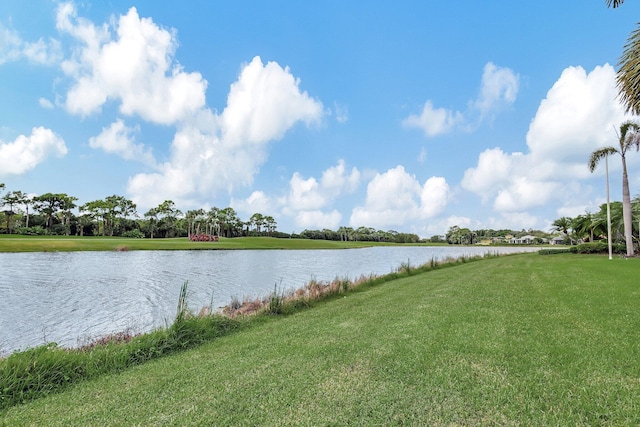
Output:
[0,281,239,411]
[0,251,500,412]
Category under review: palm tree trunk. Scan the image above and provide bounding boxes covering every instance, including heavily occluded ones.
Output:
[622,158,635,256]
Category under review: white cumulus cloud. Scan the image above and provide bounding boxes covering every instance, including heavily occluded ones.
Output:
[282,160,359,229]
[127,56,324,208]
[0,127,67,176]
[403,62,518,137]
[231,191,273,216]
[473,62,519,119]
[89,120,155,166]
[57,3,206,124]
[285,160,360,212]
[221,56,322,145]
[493,178,558,212]
[333,102,349,124]
[51,5,325,212]
[320,159,360,195]
[526,64,625,171]
[294,210,342,230]
[461,63,630,218]
[402,100,463,137]
[421,176,451,218]
[287,173,327,211]
[0,23,61,65]
[461,148,521,199]
[350,165,450,229]
[232,160,360,230]
[38,98,55,109]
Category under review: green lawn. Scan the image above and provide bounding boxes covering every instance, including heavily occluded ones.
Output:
[0,235,418,252]
[2,254,640,425]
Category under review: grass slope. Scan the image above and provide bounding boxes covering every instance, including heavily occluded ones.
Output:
[3,254,640,425]
[0,235,414,252]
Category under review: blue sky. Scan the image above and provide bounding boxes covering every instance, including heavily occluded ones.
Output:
[2,1,640,236]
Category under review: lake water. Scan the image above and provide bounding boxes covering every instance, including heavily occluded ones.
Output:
[0,246,539,355]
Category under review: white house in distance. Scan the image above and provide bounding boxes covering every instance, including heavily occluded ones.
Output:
[550,236,565,245]
[509,235,537,244]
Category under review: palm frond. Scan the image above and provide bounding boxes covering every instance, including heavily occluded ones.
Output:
[617,25,640,115]
[588,147,618,172]
[606,0,625,7]
[619,120,640,150]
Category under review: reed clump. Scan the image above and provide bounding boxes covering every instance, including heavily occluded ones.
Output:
[220,253,490,318]
[0,281,239,412]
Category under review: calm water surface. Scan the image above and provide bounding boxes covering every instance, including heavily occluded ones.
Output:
[0,246,538,355]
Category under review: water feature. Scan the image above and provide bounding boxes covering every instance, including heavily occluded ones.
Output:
[0,246,539,355]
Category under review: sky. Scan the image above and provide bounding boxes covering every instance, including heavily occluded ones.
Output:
[2,0,640,237]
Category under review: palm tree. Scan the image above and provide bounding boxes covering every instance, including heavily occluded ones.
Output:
[1,191,23,234]
[572,213,599,243]
[81,199,110,236]
[33,193,70,232]
[634,195,640,240]
[144,208,159,239]
[58,195,78,236]
[250,213,265,234]
[76,214,94,236]
[184,209,206,237]
[607,1,640,115]
[104,195,137,236]
[551,217,574,244]
[589,121,640,256]
[264,215,277,236]
[1,191,28,233]
[594,201,628,248]
[19,192,33,228]
[589,209,610,241]
[207,207,221,237]
[218,207,241,238]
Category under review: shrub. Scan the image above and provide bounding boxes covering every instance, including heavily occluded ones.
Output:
[15,226,48,235]
[574,241,626,254]
[122,229,145,238]
[539,242,627,255]
[539,248,575,255]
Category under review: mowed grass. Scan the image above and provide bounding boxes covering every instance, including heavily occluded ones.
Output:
[0,235,408,252]
[3,254,640,425]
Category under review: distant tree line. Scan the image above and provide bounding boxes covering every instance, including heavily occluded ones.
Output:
[298,227,420,243]
[443,225,551,245]
[0,184,423,242]
[0,184,281,239]
[443,197,640,248]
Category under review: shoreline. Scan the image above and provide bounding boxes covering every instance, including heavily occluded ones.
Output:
[0,235,541,253]
[0,235,392,252]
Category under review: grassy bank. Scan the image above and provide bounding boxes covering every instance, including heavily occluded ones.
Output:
[3,253,640,425]
[0,235,422,252]
[0,255,467,411]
